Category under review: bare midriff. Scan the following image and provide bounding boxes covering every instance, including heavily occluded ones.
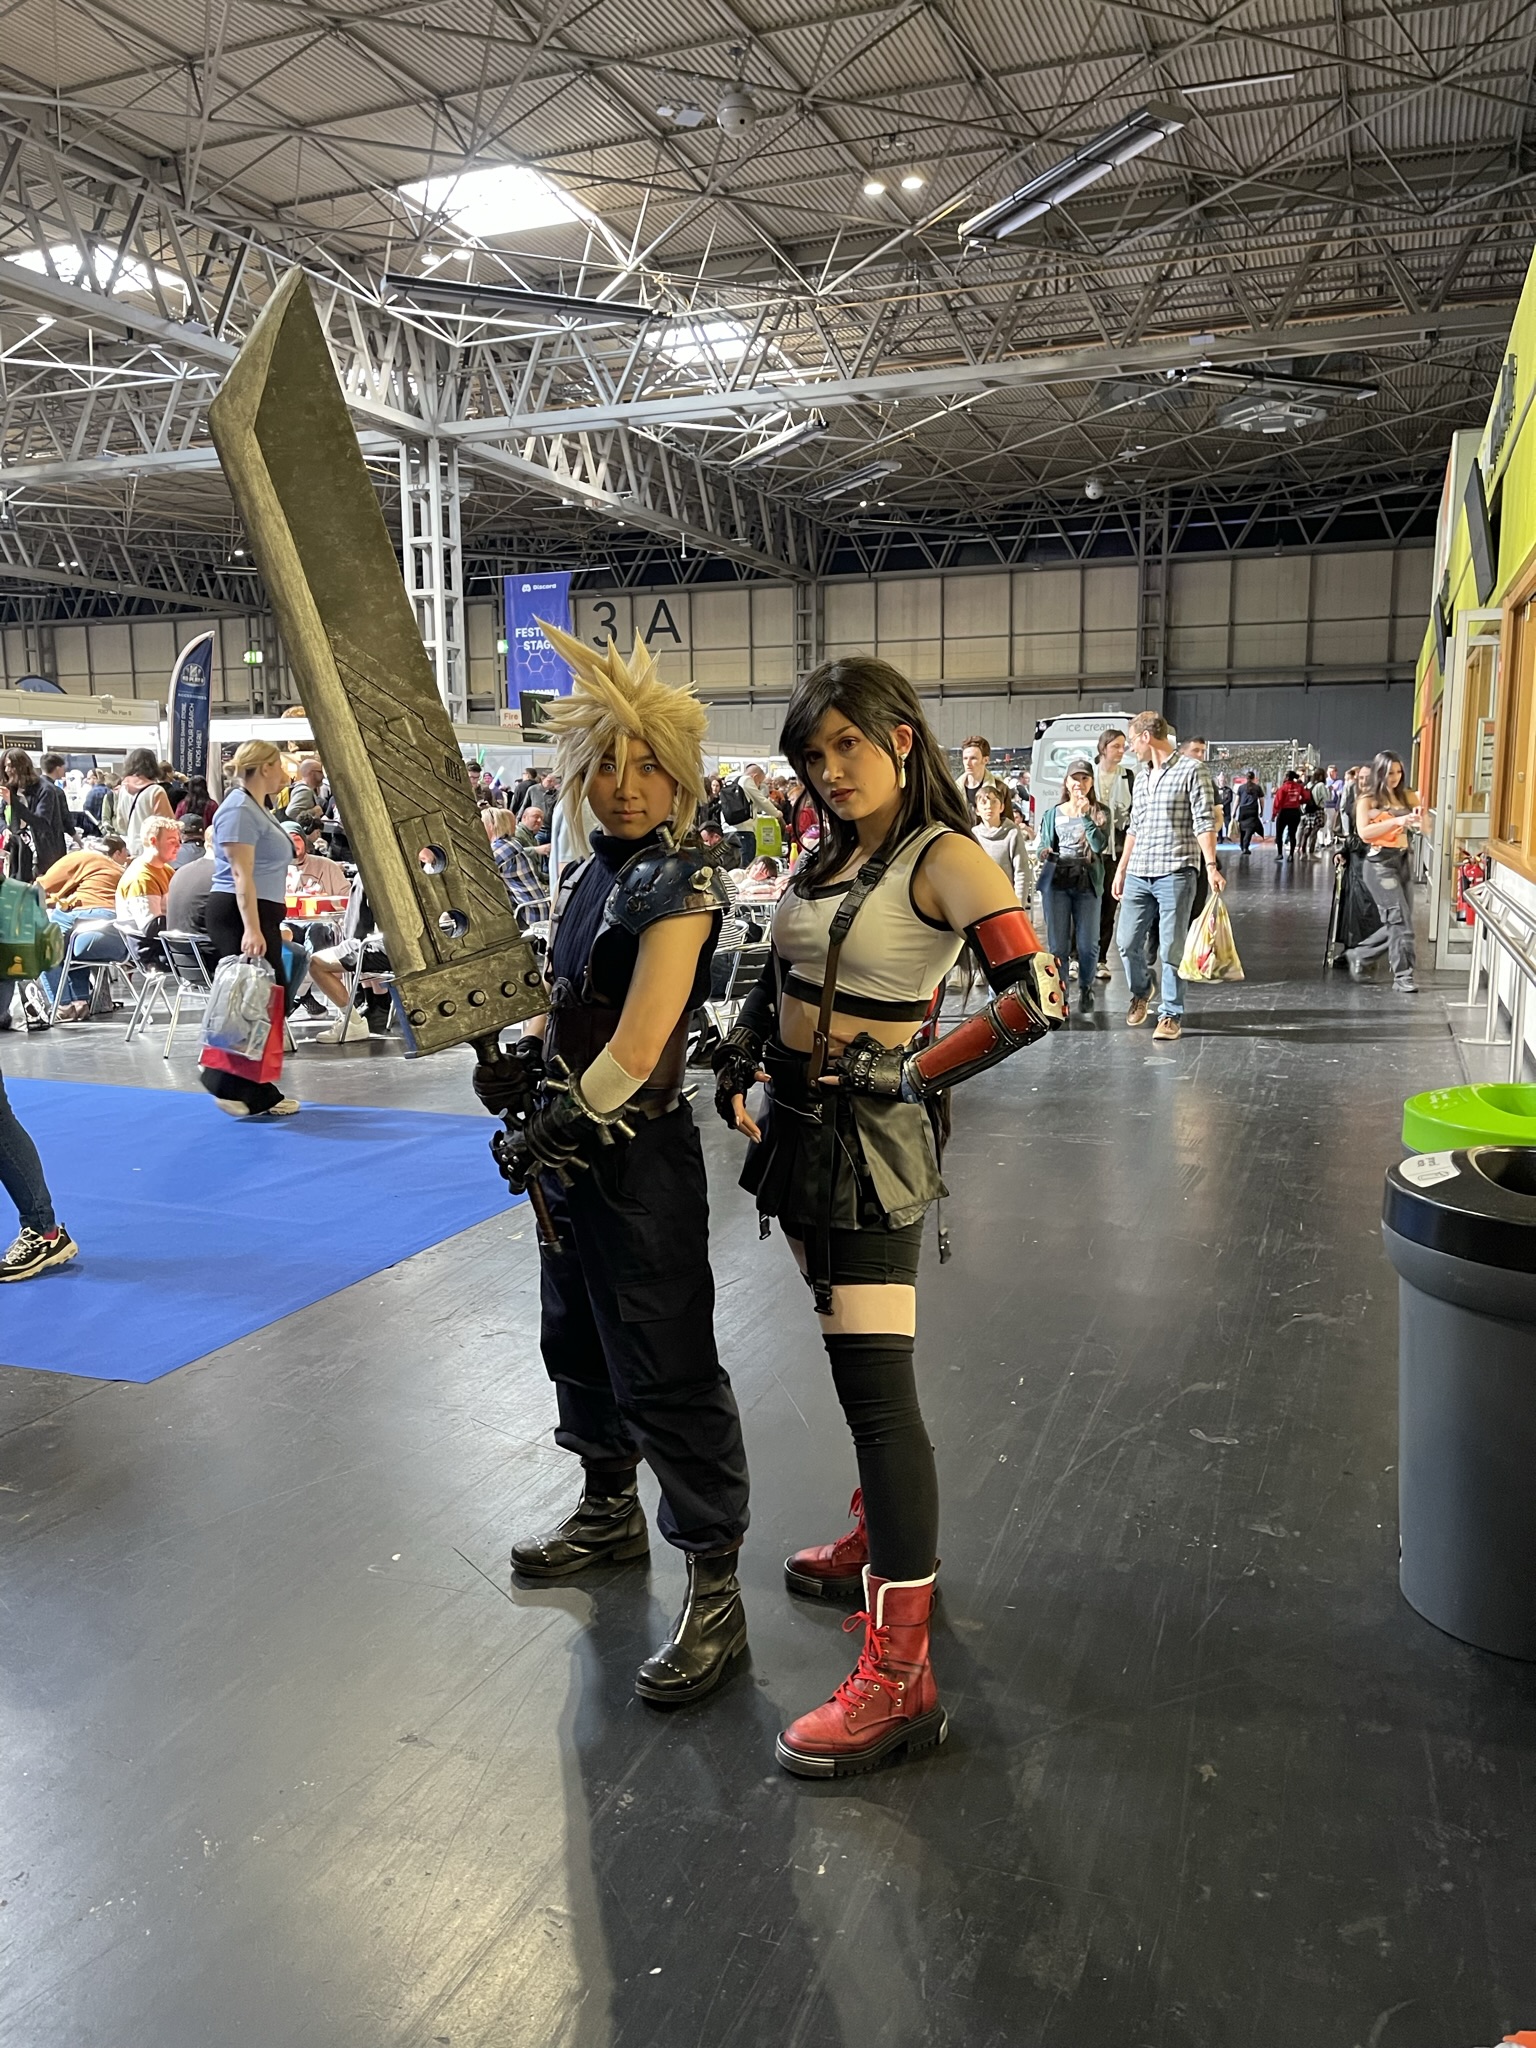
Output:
[778,991,920,1057]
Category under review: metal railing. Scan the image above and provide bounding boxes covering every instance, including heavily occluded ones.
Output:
[1457,880,1536,1081]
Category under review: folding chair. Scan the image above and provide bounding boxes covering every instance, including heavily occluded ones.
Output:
[156,930,221,1058]
[46,914,132,1026]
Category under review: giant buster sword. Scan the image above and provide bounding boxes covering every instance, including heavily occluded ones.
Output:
[207,267,547,1059]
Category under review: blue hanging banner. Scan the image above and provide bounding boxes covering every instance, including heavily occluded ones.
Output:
[503,573,574,705]
[168,629,215,779]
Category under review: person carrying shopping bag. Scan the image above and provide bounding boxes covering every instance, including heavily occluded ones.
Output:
[199,741,301,1119]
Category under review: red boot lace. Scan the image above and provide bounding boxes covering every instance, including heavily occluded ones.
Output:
[828,1488,865,1565]
[830,1612,902,1712]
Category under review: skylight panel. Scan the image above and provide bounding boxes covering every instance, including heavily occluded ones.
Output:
[11,244,187,301]
[657,317,756,367]
[398,164,593,241]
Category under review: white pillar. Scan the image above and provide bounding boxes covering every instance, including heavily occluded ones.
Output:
[400,438,466,721]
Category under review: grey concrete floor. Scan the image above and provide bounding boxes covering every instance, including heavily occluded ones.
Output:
[0,856,1531,2048]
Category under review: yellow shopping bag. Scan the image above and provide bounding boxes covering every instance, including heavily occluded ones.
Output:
[1179,895,1244,982]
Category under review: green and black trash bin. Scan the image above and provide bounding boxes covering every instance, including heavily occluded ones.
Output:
[1383,1146,1536,1660]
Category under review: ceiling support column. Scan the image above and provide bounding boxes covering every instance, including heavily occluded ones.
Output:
[400,437,467,723]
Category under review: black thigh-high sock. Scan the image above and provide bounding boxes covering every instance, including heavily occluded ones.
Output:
[823,1332,938,1582]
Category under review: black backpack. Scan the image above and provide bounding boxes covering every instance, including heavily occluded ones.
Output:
[720,780,752,826]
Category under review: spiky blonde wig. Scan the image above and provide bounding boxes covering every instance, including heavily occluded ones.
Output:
[537,621,709,837]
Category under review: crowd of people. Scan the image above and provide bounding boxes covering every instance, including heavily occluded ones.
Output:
[0,716,1424,1282]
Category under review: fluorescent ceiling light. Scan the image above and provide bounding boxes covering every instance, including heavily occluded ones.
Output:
[658,316,757,366]
[1183,72,1296,94]
[397,163,592,240]
[863,179,886,197]
[804,459,902,502]
[11,244,187,301]
[731,414,829,469]
[1181,364,1375,403]
[382,272,652,324]
[656,103,707,128]
[901,173,926,191]
[960,105,1185,240]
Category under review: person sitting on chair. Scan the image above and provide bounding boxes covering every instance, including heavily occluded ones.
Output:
[115,818,180,937]
[38,835,131,1020]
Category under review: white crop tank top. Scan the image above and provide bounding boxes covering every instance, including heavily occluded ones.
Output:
[772,826,964,1023]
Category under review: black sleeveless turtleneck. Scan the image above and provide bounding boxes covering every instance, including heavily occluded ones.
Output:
[548,829,658,995]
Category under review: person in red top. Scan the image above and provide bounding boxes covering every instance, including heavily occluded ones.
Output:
[1270,771,1307,862]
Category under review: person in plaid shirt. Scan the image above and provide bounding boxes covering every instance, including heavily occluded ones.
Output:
[1110,711,1224,1042]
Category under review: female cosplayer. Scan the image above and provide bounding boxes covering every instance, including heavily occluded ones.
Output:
[477,628,750,1706]
[713,659,1065,1777]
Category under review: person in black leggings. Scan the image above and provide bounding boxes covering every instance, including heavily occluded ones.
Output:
[714,656,1066,1778]
[200,741,300,1119]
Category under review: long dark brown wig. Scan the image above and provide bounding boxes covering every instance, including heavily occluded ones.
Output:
[1365,749,1414,809]
[779,656,972,889]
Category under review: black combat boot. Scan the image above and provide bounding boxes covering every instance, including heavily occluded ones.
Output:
[634,1552,748,1706]
[510,1469,649,1580]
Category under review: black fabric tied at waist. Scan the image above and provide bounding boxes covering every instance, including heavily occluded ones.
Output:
[744,1040,945,1313]
[544,977,688,1120]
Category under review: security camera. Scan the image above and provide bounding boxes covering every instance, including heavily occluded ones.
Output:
[1083,475,1106,501]
[717,89,757,135]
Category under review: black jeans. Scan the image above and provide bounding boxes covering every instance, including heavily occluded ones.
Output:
[1274,812,1299,857]
[199,894,289,1114]
[537,1101,749,1555]
[0,1065,55,1234]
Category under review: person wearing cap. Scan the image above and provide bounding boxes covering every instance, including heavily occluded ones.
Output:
[1037,759,1109,1016]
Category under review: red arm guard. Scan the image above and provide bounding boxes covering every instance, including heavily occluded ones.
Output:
[904,908,1064,1097]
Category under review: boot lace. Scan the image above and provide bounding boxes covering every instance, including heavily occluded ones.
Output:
[827,1488,865,1564]
[830,1611,901,1711]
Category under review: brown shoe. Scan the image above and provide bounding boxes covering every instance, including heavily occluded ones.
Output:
[1152,1015,1182,1041]
[1126,996,1151,1027]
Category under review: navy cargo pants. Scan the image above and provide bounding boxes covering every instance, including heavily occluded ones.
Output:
[536,1099,750,1555]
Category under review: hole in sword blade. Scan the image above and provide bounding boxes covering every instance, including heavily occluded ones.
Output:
[438,908,470,940]
[419,845,449,875]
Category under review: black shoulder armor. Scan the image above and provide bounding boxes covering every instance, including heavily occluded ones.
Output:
[601,834,731,937]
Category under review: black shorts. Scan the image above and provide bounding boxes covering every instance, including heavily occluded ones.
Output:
[782,1220,924,1286]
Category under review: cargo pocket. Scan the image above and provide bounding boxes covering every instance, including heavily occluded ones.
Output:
[615,1274,706,1326]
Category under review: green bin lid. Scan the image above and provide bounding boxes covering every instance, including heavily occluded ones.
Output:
[1401,1083,1536,1154]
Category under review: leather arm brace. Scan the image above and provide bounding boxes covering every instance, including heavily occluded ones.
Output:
[828,907,1065,1101]
[907,907,1063,1094]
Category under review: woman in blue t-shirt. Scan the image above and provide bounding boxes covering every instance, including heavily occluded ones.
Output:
[200,740,300,1118]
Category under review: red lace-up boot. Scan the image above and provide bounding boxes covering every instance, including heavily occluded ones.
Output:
[783,1488,868,1600]
[775,1569,945,1778]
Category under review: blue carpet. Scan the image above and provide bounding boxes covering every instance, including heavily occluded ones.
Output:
[0,1079,517,1382]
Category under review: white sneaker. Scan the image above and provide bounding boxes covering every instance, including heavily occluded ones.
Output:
[267,1098,302,1117]
[213,1098,252,1119]
[318,1007,369,1044]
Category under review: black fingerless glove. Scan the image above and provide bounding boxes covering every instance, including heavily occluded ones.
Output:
[826,1031,908,1098]
[711,1025,764,1128]
[489,1066,635,1191]
[472,1035,545,1119]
